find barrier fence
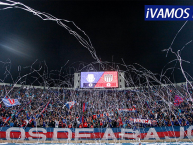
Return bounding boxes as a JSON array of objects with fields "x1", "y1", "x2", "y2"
[{"x1": 0, "y1": 126, "x2": 193, "y2": 141}]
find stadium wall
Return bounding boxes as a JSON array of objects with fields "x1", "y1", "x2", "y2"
[{"x1": 0, "y1": 126, "x2": 193, "y2": 141}]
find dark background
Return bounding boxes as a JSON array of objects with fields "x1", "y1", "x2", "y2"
[{"x1": 0, "y1": 0, "x2": 193, "y2": 84}]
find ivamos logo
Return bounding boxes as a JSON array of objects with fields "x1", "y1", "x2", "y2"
[{"x1": 145, "y1": 5, "x2": 193, "y2": 20}]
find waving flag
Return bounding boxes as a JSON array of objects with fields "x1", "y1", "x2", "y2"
[
  {"x1": 83, "y1": 102, "x2": 87, "y2": 112},
  {"x1": 2, "y1": 98, "x2": 20, "y2": 107},
  {"x1": 3, "y1": 116, "x2": 11, "y2": 126},
  {"x1": 36, "y1": 100, "x2": 50, "y2": 118},
  {"x1": 5, "y1": 116, "x2": 11, "y2": 122},
  {"x1": 40, "y1": 100, "x2": 50, "y2": 115},
  {"x1": 174, "y1": 95, "x2": 183, "y2": 106},
  {"x1": 65, "y1": 101, "x2": 76, "y2": 109}
]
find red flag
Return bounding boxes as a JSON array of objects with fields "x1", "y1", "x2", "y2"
[
  {"x1": 3, "y1": 116, "x2": 11, "y2": 127},
  {"x1": 39, "y1": 100, "x2": 50, "y2": 116},
  {"x1": 83, "y1": 103, "x2": 87, "y2": 112}
]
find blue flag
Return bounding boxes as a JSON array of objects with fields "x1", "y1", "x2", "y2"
[{"x1": 2, "y1": 99, "x2": 20, "y2": 107}]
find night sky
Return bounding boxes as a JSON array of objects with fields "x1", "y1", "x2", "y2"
[{"x1": 0, "y1": 0, "x2": 193, "y2": 84}]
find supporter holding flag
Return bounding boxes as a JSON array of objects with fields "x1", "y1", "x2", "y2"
[
  {"x1": 81, "y1": 115, "x2": 85, "y2": 123},
  {"x1": 2, "y1": 98, "x2": 20, "y2": 107},
  {"x1": 118, "y1": 117, "x2": 123, "y2": 127},
  {"x1": 63, "y1": 101, "x2": 76, "y2": 109},
  {"x1": 38, "y1": 100, "x2": 50, "y2": 118},
  {"x1": 174, "y1": 95, "x2": 183, "y2": 106}
]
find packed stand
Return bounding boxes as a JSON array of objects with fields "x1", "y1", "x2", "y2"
[{"x1": 0, "y1": 83, "x2": 193, "y2": 128}]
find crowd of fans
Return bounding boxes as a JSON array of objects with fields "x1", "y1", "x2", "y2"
[{"x1": 0, "y1": 83, "x2": 193, "y2": 129}]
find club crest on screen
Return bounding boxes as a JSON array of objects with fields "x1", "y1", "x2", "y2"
[
  {"x1": 86, "y1": 74, "x2": 95, "y2": 83},
  {"x1": 104, "y1": 74, "x2": 113, "y2": 82}
]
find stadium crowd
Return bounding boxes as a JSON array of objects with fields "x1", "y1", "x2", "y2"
[{"x1": 0, "y1": 84, "x2": 193, "y2": 129}]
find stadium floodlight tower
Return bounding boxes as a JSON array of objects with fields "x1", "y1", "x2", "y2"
[{"x1": 74, "y1": 71, "x2": 125, "y2": 89}]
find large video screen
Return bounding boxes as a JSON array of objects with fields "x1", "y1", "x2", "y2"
[{"x1": 81, "y1": 71, "x2": 118, "y2": 88}]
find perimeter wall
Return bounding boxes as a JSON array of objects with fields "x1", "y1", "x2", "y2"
[{"x1": 0, "y1": 126, "x2": 193, "y2": 140}]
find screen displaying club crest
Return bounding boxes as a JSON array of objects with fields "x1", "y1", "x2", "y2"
[
  {"x1": 86, "y1": 74, "x2": 95, "y2": 83},
  {"x1": 104, "y1": 74, "x2": 113, "y2": 82},
  {"x1": 81, "y1": 71, "x2": 118, "y2": 88}
]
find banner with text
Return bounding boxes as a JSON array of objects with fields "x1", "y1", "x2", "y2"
[{"x1": 0, "y1": 126, "x2": 193, "y2": 140}]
